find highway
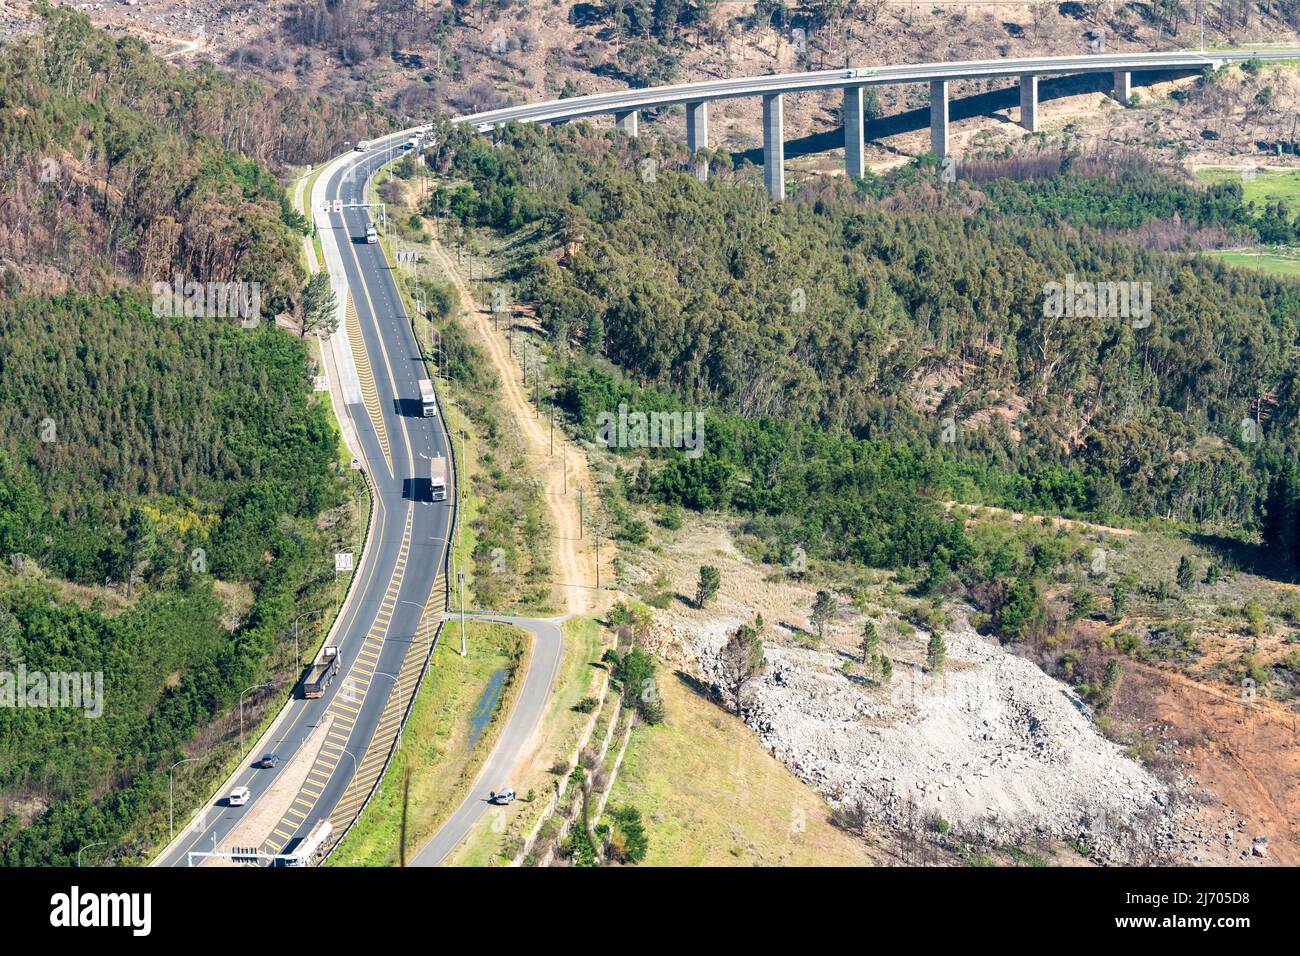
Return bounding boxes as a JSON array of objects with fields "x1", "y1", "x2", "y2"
[
  {"x1": 155, "y1": 131, "x2": 455, "y2": 866},
  {"x1": 456, "y1": 49, "x2": 1300, "y2": 129},
  {"x1": 153, "y1": 45, "x2": 1300, "y2": 868}
]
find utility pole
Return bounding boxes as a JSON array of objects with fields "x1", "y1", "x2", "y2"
[
  {"x1": 595, "y1": 525, "x2": 601, "y2": 588},
  {"x1": 549, "y1": 403, "x2": 554, "y2": 456},
  {"x1": 458, "y1": 570, "x2": 467, "y2": 657},
  {"x1": 168, "y1": 756, "x2": 201, "y2": 841},
  {"x1": 239, "y1": 682, "x2": 272, "y2": 750},
  {"x1": 579, "y1": 485, "x2": 584, "y2": 538}
]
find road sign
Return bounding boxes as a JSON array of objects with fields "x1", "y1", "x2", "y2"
[
  {"x1": 333, "y1": 199, "x2": 343, "y2": 213},
  {"x1": 313, "y1": 375, "x2": 328, "y2": 391},
  {"x1": 232, "y1": 846, "x2": 261, "y2": 864},
  {"x1": 335, "y1": 552, "x2": 354, "y2": 573}
]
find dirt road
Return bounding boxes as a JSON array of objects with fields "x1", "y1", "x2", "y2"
[{"x1": 425, "y1": 239, "x2": 600, "y2": 616}]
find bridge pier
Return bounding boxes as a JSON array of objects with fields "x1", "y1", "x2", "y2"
[
  {"x1": 1113, "y1": 70, "x2": 1131, "y2": 105},
  {"x1": 615, "y1": 110, "x2": 639, "y2": 137},
  {"x1": 930, "y1": 80, "x2": 950, "y2": 157},
  {"x1": 686, "y1": 101, "x2": 708, "y2": 180},
  {"x1": 763, "y1": 93, "x2": 785, "y2": 200},
  {"x1": 844, "y1": 86, "x2": 865, "y2": 179},
  {"x1": 1019, "y1": 75, "x2": 1039, "y2": 132}
]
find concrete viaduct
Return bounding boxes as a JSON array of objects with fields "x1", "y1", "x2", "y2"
[{"x1": 457, "y1": 49, "x2": 1300, "y2": 199}]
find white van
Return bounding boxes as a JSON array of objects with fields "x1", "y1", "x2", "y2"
[
  {"x1": 355, "y1": 140, "x2": 370, "y2": 152},
  {"x1": 228, "y1": 785, "x2": 251, "y2": 807}
]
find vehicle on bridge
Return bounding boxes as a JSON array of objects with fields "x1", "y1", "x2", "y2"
[
  {"x1": 355, "y1": 139, "x2": 370, "y2": 152},
  {"x1": 301, "y1": 645, "x2": 340, "y2": 699}
]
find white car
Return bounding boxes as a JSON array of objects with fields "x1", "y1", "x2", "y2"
[
  {"x1": 227, "y1": 786, "x2": 251, "y2": 807},
  {"x1": 489, "y1": 787, "x2": 516, "y2": 805}
]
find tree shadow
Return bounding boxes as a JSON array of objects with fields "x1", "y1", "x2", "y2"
[
  {"x1": 1187, "y1": 532, "x2": 1298, "y2": 584},
  {"x1": 729, "y1": 70, "x2": 1197, "y2": 167},
  {"x1": 674, "y1": 669, "x2": 716, "y2": 704}
]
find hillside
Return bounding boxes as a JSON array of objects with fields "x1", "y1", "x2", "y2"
[
  {"x1": 418, "y1": 103, "x2": 1300, "y2": 862},
  {"x1": 42, "y1": 0, "x2": 1300, "y2": 170},
  {"x1": 0, "y1": 9, "x2": 364, "y2": 865}
]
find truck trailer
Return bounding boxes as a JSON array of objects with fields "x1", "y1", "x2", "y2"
[
  {"x1": 300, "y1": 645, "x2": 340, "y2": 698},
  {"x1": 284, "y1": 819, "x2": 333, "y2": 867},
  {"x1": 418, "y1": 378, "x2": 436, "y2": 417},
  {"x1": 430, "y1": 456, "x2": 448, "y2": 503}
]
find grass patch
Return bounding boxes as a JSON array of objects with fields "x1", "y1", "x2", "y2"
[
  {"x1": 1204, "y1": 248, "x2": 1300, "y2": 277},
  {"x1": 328, "y1": 621, "x2": 529, "y2": 866},
  {"x1": 448, "y1": 615, "x2": 610, "y2": 866},
  {"x1": 1196, "y1": 166, "x2": 1300, "y2": 213},
  {"x1": 604, "y1": 666, "x2": 873, "y2": 866}
]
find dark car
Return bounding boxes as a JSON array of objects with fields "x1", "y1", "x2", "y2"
[{"x1": 257, "y1": 753, "x2": 280, "y2": 769}]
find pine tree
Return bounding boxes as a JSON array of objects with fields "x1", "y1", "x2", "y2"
[
  {"x1": 1097, "y1": 658, "x2": 1123, "y2": 711},
  {"x1": 860, "y1": 620, "x2": 878, "y2": 665},
  {"x1": 695, "y1": 564, "x2": 721, "y2": 608},
  {"x1": 811, "y1": 590, "x2": 837, "y2": 642},
  {"x1": 927, "y1": 631, "x2": 947, "y2": 673},
  {"x1": 878, "y1": 654, "x2": 893, "y2": 684}
]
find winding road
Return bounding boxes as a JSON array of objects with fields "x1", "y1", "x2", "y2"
[{"x1": 155, "y1": 131, "x2": 455, "y2": 867}]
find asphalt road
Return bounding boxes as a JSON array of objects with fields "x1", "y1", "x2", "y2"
[
  {"x1": 156, "y1": 134, "x2": 454, "y2": 866},
  {"x1": 412, "y1": 615, "x2": 565, "y2": 867}
]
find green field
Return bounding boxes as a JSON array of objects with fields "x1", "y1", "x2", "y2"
[
  {"x1": 604, "y1": 665, "x2": 874, "y2": 866},
  {"x1": 1205, "y1": 248, "x2": 1300, "y2": 277},
  {"x1": 1196, "y1": 166, "x2": 1300, "y2": 212},
  {"x1": 328, "y1": 621, "x2": 528, "y2": 866}
]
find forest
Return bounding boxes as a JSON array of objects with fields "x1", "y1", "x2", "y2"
[
  {"x1": 0, "y1": 7, "x2": 383, "y2": 300},
  {"x1": 0, "y1": 11, "x2": 348, "y2": 863},
  {"x1": 427, "y1": 119, "x2": 1300, "y2": 595}
]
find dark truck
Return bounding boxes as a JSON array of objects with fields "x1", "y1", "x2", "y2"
[{"x1": 301, "y1": 645, "x2": 340, "y2": 698}]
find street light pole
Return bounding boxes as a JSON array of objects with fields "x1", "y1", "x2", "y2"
[
  {"x1": 458, "y1": 570, "x2": 467, "y2": 657},
  {"x1": 77, "y1": 841, "x2": 107, "y2": 867},
  {"x1": 168, "y1": 756, "x2": 202, "y2": 840},
  {"x1": 240, "y1": 682, "x2": 273, "y2": 751}
]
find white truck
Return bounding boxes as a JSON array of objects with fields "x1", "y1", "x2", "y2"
[
  {"x1": 355, "y1": 139, "x2": 370, "y2": 152},
  {"x1": 430, "y1": 456, "x2": 448, "y2": 503},
  {"x1": 418, "y1": 378, "x2": 436, "y2": 418},
  {"x1": 285, "y1": 819, "x2": 332, "y2": 867},
  {"x1": 365, "y1": 222, "x2": 378, "y2": 244}
]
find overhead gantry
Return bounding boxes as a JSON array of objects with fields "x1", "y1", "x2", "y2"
[{"x1": 458, "y1": 50, "x2": 1300, "y2": 199}]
